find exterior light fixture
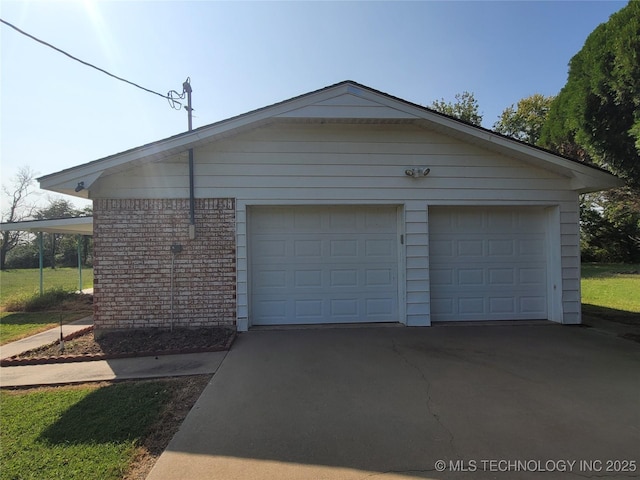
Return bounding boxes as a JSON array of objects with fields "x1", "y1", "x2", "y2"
[
  {"x1": 404, "y1": 168, "x2": 430, "y2": 177},
  {"x1": 74, "y1": 181, "x2": 85, "y2": 192}
]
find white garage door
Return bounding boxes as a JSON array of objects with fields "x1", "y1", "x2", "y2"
[
  {"x1": 429, "y1": 207, "x2": 548, "y2": 322},
  {"x1": 250, "y1": 206, "x2": 399, "y2": 325}
]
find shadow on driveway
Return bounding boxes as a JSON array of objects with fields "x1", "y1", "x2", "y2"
[{"x1": 147, "y1": 325, "x2": 640, "y2": 480}]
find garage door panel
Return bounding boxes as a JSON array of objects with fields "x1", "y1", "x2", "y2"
[
  {"x1": 488, "y1": 268, "x2": 515, "y2": 285},
  {"x1": 519, "y1": 237, "x2": 545, "y2": 256},
  {"x1": 431, "y1": 268, "x2": 454, "y2": 286},
  {"x1": 366, "y1": 297, "x2": 394, "y2": 316},
  {"x1": 329, "y1": 239, "x2": 360, "y2": 257},
  {"x1": 458, "y1": 269, "x2": 484, "y2": 285},
  {"x1": 252, "y1": 294, "x2": 397, "y2": 325},
  {"x1": 521, "y1": 296, "x2": 546, "y2": 313},
  {"x1": 430, "y1": 207, "x2": 548, "y2": 322},
  {"x1": 294, "y1": 239, "x2": 322, "y2": 257},
  {"x1": 488, "y1": 239, "x2": 514, "y2": 256},
  {"x1": 255, "y1": 270, "x2": 287, "y2": 289},
  {"x1": 520, "y1": 267, "x2": 545, "y2": 285},
  {"x1": 365, "y1": 268, "x2": 394, "y2": 286},
  {"x1": 294, "y1": 270, "x2": 323, "y2": 287},
  {"x1": 458, "y1": 297, "x2": 483, "y2": 314},
  {"x1": 331, "y1": 269, "x2": 359, "y2": 287},
  {"x1": 293, "y1": 211, "x2": 323, "y2": 230},
  {"x1": 458, "y1": 239, "x2": 483, "y2": 256},
  {"x1": 327, "y1": 210, "x2": 358, "y2": 230},
  {"x1": 365, "y1": 239, "x2": 395, "y2": 257},
  {"x1": 295, "y1": 299, "x2": 323, "y2": 317},
  {"x1": 489, "y1": 297, "x2": 515, "y2": 314},
  {"x1": 251, "y1": 206, "x2": 399, "y2": 325},
  {"x1": 430, "y1": 240, "x2": 453, "y2": 257}
]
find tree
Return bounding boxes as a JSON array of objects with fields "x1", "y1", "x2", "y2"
[
  {"x1": 1, "y1": 167, "x2": 37, "y2": 270},
  {"x1": 431, "y1": 91, "x2": 483, "y2": 126},
  {"x1": 493, "y1": 94, "x2": 555, "y2": 145},
  {"x1": 34, "y1": 198, "x2": 82, "y2": 269},
  {"x1": 539, "y1": 1, "x2": 640, "y2": 263},
  {"x1": 580, "y1": 188, "x2": 640, "y2": 263},
  {"x1": 540, "y1": 1, "x2": 640, "y2": 186}
]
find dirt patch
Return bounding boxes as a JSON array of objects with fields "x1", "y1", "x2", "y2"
[
  {"x1": 3, "y1": 327, "x2": 235, "y2": 365},
  {"x1": 124, "y1": 375, "x2": 211, "y2": 480}
]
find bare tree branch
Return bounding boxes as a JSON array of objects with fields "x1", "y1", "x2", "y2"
[{"x1": 1, "y1": 166, "x2": 37, "y2": 269}]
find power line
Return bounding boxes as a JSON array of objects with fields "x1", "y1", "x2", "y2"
[{"x1": 0, "y1": 17, "x2": 171, "y2": 101}]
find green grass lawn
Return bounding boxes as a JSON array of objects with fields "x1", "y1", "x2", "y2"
[
  {"x1": 0, "y1": 381, "x2": 169, "y2": 480},
  {"x1": 0, "y1": 268, "x2": 94, "y2": 345},
  {"x1": 581, "y1": 263, "x2": 640, "y2": 313},
  {"x1": 0, "y1": 268, "x2": 93, "y2": 305},
  {"x1": 0, "y1": 311, "x2": 92, "y2": 345}
]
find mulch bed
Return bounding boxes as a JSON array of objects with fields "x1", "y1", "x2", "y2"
[{"x1": 1, "y1": 326, "x2": 236, "y2": 366}]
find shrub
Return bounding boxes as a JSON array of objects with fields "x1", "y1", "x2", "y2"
[{"x1": 3, "y1": 288, "x2": 78, "y2": 312}]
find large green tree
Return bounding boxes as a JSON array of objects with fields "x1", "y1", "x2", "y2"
[
  {"x1": 493, "y1": 94, "x2": 554, "y2": 145},
  {"x1": 539, "y1": 1, "x2": 640, "y2": 263},
  {"x1": 431, "y1": 91, "x2": 483, "y2": 126},
  {"x1": 540, "y1": 1, "x2": 640, "y2": 185}
]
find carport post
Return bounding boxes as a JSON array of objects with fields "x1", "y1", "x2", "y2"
[
  {"x1": 77, "y1": 235, "x2": 83, "y2": 292},
  {"x1": 38, "y1": 231, "x2": 43, "y2": 296}
]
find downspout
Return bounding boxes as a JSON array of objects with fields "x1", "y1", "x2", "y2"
[{"x1": 189, "y1": 148, "x2": 195, "y2": 239}]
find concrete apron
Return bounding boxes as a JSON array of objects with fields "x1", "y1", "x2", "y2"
[{"x1": 146, "y1": 325, "x2": 640, "y2": 480}]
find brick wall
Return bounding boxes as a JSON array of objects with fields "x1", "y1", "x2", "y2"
[{"x1": 93, "y1": 198, "x2": 236, "y2": 332}]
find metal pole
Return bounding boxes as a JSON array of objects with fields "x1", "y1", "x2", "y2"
[
  {"x1": 77, "y1": 235, "x2": 83, "y2": 292},
  {"x1": 183, "y1": 78, "x2": 196, "y2": 235},
  {"x1": 170, "y1": 251, "x2": 175, "y2": 331},
  {"x1": 38, "y1": 231, "x2": 43, "y2": 295},
  {"x1": 183, "y1": 78, "x2": 193, "y2": 132}
]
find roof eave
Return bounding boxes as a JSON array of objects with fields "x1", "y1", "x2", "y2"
[
  {"x1": 38, "y1": 80, "x2": 623, "y2": 197},
  {"x1": 0, "y1": 216, "x2": 94, "y2": 235}
]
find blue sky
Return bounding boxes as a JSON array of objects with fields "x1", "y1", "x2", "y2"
[{"x1": 0, "y1": 0, "x2": 628, "y2": 209}]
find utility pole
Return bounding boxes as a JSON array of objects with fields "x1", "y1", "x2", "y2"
[
  {"x1": 168, "y1": 77, "x2": 196, "y2": 239},
  {"x1": 183, "y1": 78, "x2": 193, "y2": 132},
  {"x1": 184, "y1": 79, "x2": 195, "y2": 237}
]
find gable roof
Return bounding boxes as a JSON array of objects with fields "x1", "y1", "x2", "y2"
[{"x1": 38, "y1": 80, "x2": 623, "y2": 197}]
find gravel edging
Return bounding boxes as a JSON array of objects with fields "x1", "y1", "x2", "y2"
[{"x1": 0, "y1": 328, "x2": 236, "y2": 367}]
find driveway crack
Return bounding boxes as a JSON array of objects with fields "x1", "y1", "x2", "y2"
[{"x1": 390, "y1": 338, "x2": 458, "y2": 457}]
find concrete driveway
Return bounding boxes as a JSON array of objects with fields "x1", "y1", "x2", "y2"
[{"x1": 147, "y1": 324, "x2": 640, "y2": 480}]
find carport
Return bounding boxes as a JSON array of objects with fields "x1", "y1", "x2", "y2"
[{"x1": 0, "y1": 216, "x2": 93, "y2": 294}]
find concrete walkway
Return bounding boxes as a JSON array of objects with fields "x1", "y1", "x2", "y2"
[
  {"x1": 0, "y1": 317, "x2": 227, "y2": 388},
  {"x1": 0, "y1": 351, "x2": 227, "y2": 387},
  {"x1": 0, "y1": 316, "x2": 93, "y2": 360}
]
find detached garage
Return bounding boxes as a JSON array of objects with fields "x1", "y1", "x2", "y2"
[{"x1": 37, "y1": 81, "x2": 622, "y2": 333}]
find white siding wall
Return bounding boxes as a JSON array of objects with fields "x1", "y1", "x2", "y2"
[
  {"x1": 405, "y1": 201, "x2": 430, "y2": 326},
  {"x1": 91, "y1": 123, "x2": 581, "y2": 325}
]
